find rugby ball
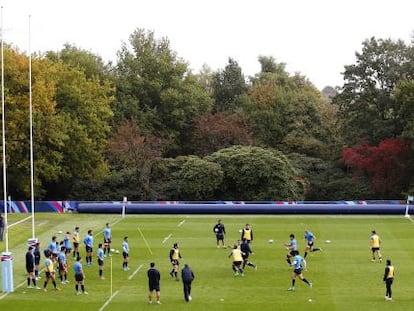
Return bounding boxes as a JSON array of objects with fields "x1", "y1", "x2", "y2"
[
  {"x1": 325, "y1": 240, "x2": 331, "y2": 244},
  {"x1": 214, "y1": 228, "x2": 219, "y2": 232},
  {"x1": 238, "y1": 230, "x2": 243, "y2": 233},
  {"x1": 268, "y1": 239, "x2": 274, "y2": 244}
]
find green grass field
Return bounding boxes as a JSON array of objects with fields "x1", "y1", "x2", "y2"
[{"x1": 1, "y1": 213, "x2": 414, "y2": 310}]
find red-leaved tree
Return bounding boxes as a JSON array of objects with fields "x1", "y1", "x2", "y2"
[{"x1": 342, "y1": 138, "x2": 412, "y2": 198}]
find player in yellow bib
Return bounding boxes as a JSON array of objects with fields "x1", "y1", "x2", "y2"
[
  {"x1": 370, "y1": 230, "x2": 382, "y2": 262},
  {"x1": 383, "y1": 259, "x2": 394, "y2": 301},
  {"x1": 228, "y1": 245, "x2": 245, "y2": 276},
  {"x1": 169, "y1": 243, "x2": 182, "y2": 281},
  {"x1": 241, "y1": 224, "x2": 253, "y2": 243}
]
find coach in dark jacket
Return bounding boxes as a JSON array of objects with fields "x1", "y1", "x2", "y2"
[{"x1": 181, "y1": 264, "x2": 195, "y2": 302}]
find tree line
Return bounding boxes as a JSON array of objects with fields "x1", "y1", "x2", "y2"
[{"x1": 1, "y1": 29, "x2": 414, "y2": 201}]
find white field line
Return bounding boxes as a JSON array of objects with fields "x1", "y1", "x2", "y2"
[
  {"x1": 162, "y1": 233, "x2": 172, "y2": 244},
  {"x1": 98, "y1": 290, "x2": 120, "y2": 311},
  {"x1": 8, "y1": 215, "x2": 33, "y2": 228},
  {"x1": 128, "y1": 264, "x2": 143, "y2": 280},
  {"x1": 177, "y1": 219, "x2": 186, "y2": 227},
  {"x1": 406, "y1": 215, "x2": 414, "y2": 224}
]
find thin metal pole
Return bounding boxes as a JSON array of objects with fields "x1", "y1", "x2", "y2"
[
  {"x1": 1, "y1": 6, "x2": 9, "y2": 253},
  {"x1": 28, "y1": 15, "x2": 35, "y2": 239}
]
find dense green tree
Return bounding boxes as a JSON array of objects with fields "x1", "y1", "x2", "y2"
[
  {"x1": 175, "y1": 156, "x2": 223, "y2": 200},
  {"x1": 207, "y1": 145, "x2": 303, "y2": 200},
  {"x1": 333, "y1": 37, "x2": 413, "y2": 144},
  {"x1": 245, "y1": 57, "x2": 330, "y2": 158},
  {"x1": 211, "y1": 58, "x2": 248, "y2": 112},
  {"x1": 114, "y1": 29, "x2": 212, "y2": 156},
  {"x1": 45, "y1": 43, "x2": 110, "y2": 80}
]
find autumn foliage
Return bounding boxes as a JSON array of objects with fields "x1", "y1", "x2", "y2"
[{"x1": 342, "y1": 138, "x2": 412, "y2": 198}]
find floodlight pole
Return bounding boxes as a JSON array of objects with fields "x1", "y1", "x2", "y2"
[
  {"x1": 28, "y1": 15, "x2": 35, "y2": 239},
  {"x1": 1, "y1": 6, "x2": 14, "y2": 293}
]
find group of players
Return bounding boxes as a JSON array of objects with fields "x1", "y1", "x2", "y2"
[
  {"x1": 25, "y1": 222, "x2": 130, "y2": 295},
  {"x1": 214, "y1": 219, "x2": 320, "y2": 291}
]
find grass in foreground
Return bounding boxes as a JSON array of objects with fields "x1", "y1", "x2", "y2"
[{"x1": 0, "y1": 213, "x2": 414, "y2": 311}]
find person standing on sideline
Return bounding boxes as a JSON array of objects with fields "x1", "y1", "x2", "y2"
[
  {"x1": 383, "y1": 259, "x2": 395, "y2": 301},
  {"x1": 72, "y1": 226, "x2": 80, "y2": 260},
  {"x1": 97, "y1": 243, "x2": 105, "y2": 279},
  {"x1": 122, "y1": 236, "x2": 130, "y2": 271},
  {"x1": 284, "y1": 234, "x2": 298, "y2": 265},
  {"x1": 42, "y1": 251, "x2": 60, "y2": 291},
  {"x1": 240, "y1": 239, "x2": 257, "y2": 270},
  {"x1": 181, "y1": 264, "x2": 195, "y2": 302},
  {"x1": 147, "y1": 262, "x2": 161, "y2": 304},
  {"x1": 169, "y1": 242, "x2": 182, "y2": 281},
  {"x1": 25, "y1": 246, "x2": 40, "y2": 289},
  {"x1": 370, "y1": 230, "x2": 382, "y2": 262},
  {"x1": 84, "y1": 229, "x2": 94, "y2": 266},
  {"x1": 228, "y1": 244, "x2": 245, "y2": 276},
  {"x1": 74, "y1": 256, "x2": 88, "y2": 295},
  {"x1": 34, "y1": 242, "x2": 41, "y2": 280},
  {"x1": 241, "y1": 223, "x2": 253, "y2": 243},
  {"x1": 288, "y1": 250, "x2": 312, "y2": 291},
  {"x1": 103, "y1": 223, "x2": 112, "y2": 257},
  {"x1": 303, "y1": 229, "x2": 322, "y2": 259},
  {"x1": 213, "y1": 219, "x2": 226, "y2": 248}
]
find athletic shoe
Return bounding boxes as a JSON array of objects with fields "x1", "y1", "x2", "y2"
[
  {"x1": 156, "y1": 301, "x2": 161, "y2": 304},
  {"x1": 384, "y1": 296, "x2": 389, "y2": 300},
  {"x1": 379, "y1": 258, "x2": 383, "y2": 263},
  {"x1": 27, "y1": 285, "x2": 33, "y2": 289},
  {"x1": 43, "y1": 288, "x2": 47, "y2": 292},
  {"x1": 188, "y1": 296, "x2": 192, "y2": 301},
  {"x1": 35, "y1": 286, "x2": 41, "y2": 290},
  {"x1": 234, "y1": 272, "x2": 239, "y2": 276},
  {"x1": 309, "y1": 282, "x2": 313, "y2": 289},
  {"x1": 65, "y1": 280, "x2": 70, "y2": 283},
  {"x1": 371, "y1": 259, "x2": 375, "y2": 262},
  {"x1": 241, "y1": 273, "x2": 245, "y2": 277},
  {"x1": 77, "y1": 291, "x2": 81, "y2": 295},
  {"x1": 288, "y1": 287, "x2": 295, "y2": 291},
  {"x1": 254, "y1": 265, "x2": 258, "y2": 271},
  {"x1": 148, "y1": 301, "x2": 153, "y2": 304},
  {"x1": 83, "y1": 291, "x2": 88, "y2": 295},
  {"x1": 385, "y1": 297, "x2": 392, "y2": 301},
  {"x1": 55, "y1": 287, "x2": 61, "y2": 291}
]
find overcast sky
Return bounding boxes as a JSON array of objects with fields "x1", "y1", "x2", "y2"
[{"x1": 1, "y1": 0, "x2": 413, "y2": 89}]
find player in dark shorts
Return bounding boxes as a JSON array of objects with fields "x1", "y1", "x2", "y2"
[
  {"x1": 25, "y1": 246, "x2": 40, "y2": 289},
  {"x1": 213, "y1": 219, "x2": 226, "y2": 248},
  {"x1": 74, "y1": 256, "x2": 88, "y2": 295},
  {"x1": 148, "y1": 262, "x2": 161, "y2": 304}
]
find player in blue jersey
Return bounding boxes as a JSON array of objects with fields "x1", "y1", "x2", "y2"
[
  {"x1": 97, "y1": 243, "x2": 105, "y2": 279},
  {"x1": 122, "y1": 236, "x2": 130, "y2": 271},
  {"x1": 74, "y1": 256, "x2": 88, "y2": 295},
  {"x1": 48, "y1": 236, "x2": 59, "y2": 262},
  {"x1": 284, "y1": 234, "x2": 298, "y2": 265},
  {"x1": 58, "y1": 246, "x2": 69, "y2": 284},
  {"x1": 303, "y1": 229, "x2": 322, "y2": 258},
  {"x1": 288, "y1": 250, "x2": 312, "y2": 291},
  {"x1": 103, "y1": 223, "x2": 112, "y2": 257},
  {"x1": 63, "y1": 231, "x2": 72, "y2": 259},
  {"x1": 83, "y1": 229, "x2": 94, "y2": 266}
]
